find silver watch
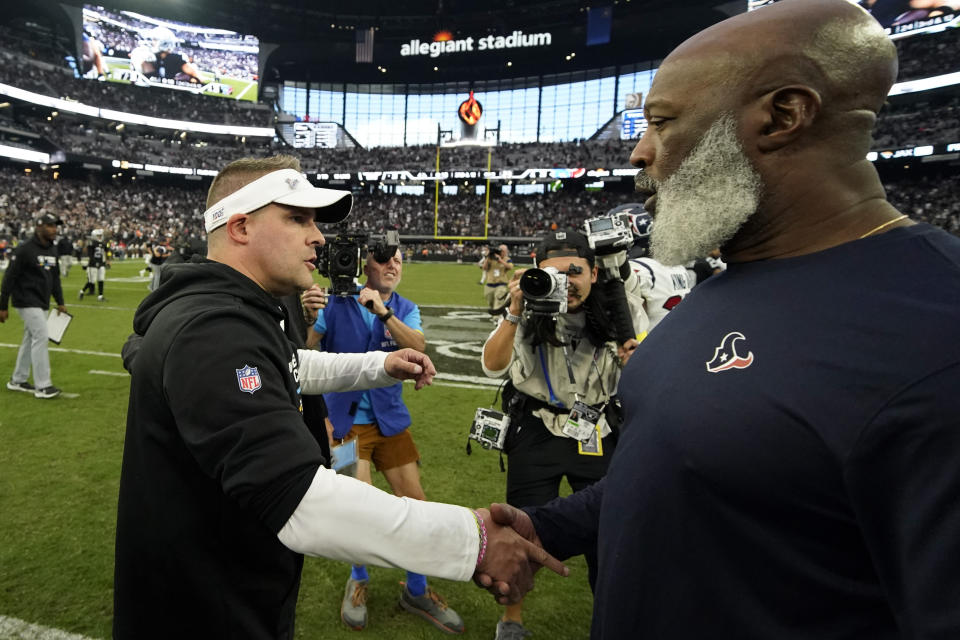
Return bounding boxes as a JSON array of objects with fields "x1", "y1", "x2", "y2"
[{"x1": 504, "y1": 311, "x2": 522, "y2": 324}]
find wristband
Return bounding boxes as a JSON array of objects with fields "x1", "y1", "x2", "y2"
[
  {"x1": 377, "y1": 308, "x2": 394, "y2": 323},
  {"x1": 472, "y1": 509, "x2": 488, "y2": 567}
]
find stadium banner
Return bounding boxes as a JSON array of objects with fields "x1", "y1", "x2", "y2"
[
  {"x1": 747, "y1": 0, "x2": 959, "y2": 39},
  {"x1": 81, "y1": 5, "x2": 260, "y2": 102},
  {"x1": 401, "y1": 31, "x2": 552, "y2": 58}
]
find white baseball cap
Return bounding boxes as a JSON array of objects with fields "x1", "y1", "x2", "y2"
[{"x1": 203, "y1": 168, "x2": 353, "y2": 233}]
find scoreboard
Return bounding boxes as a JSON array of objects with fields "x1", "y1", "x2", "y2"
[
  {"x1": 620, "y1": 109, "x2": 647, "y2": 140},
  {"x1": 292, "y1": 122, "x2": 339, "y2": 148}
]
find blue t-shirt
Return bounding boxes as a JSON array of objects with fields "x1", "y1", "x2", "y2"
[
  {"x1": 313, "y1": 292, "x2": 422, "y2": 424},
  {"x1": 529, "y1": 224, "x2": 960, "y2": 639}
]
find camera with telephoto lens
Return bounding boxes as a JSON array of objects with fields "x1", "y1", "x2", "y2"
[
  {"x1": 583, "y1": 212, "x2": 633, "y2": 254},
  {"x1": 519, "y1": 266, "x2": 568, "y2": 316},
  {"x1": 469, "y1": 408, "x2": 510, "y2": 450},
  {"x1": 316, "y1": 230, "x2": 400, "y2": 297},
  {"x1": 488, "y1": 246, "x2": 501, "y2": 257}
]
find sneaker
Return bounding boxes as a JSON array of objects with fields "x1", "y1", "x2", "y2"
[
  {"x1": 97, "y1": 295, "x2": 106, "y2": 301},
  {"x1": 78, "y1": 290, "x2": 84, "y2": 300},
  {"x1": 495, "y1": 620, "x2": 532, "y2": 640},
  {"x1": 6, "y1": 380, "x2": 35, "y2": 393},
  {"x1": 399, "y1": 582, "x2": 465, "y2": 634},
  {"x1": 340, "y1": 577, "x2": 368, "y2": 631},
  {"x1": 34, "y1": 386, "x2": 61, "y2": 399}
]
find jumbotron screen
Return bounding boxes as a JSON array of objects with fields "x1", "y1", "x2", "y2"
[
  {"x1": 748, "y1": 0, "x2": 959, "y2": 38},
  {"x1": 81, "y1": 5, "x2": 260, "y2": 102}
]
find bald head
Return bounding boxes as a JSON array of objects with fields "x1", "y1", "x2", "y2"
[{"x1": 664, "y1": 0, "x2": 897, "y2": 115}]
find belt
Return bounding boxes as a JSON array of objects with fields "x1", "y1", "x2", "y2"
[{"x1": 485, "y1": 282, "x2": 507, "y2": 287}]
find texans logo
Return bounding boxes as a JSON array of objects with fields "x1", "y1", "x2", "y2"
[{"x1": 706, "y1": 331, "x2": 754, "y2": 373}]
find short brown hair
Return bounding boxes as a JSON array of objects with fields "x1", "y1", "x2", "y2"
[{"x1": 205, "y1": 155, "x2": 302, "y2": 209}]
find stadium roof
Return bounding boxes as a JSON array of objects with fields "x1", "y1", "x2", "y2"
[{"x1": 28, "y1": 0, "x2": 740, "y2": 84}]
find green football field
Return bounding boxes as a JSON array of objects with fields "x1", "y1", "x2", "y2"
[
  {"x1": 0, "y1": 259, "x2": 592, "y2": 639},
  {"x1": 102, "y1": 59, "x2": 259, "y2": 103}
]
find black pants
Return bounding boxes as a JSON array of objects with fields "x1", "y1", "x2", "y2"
[{"x1": 505, "y1": 411, "x2": 616, "y2": 590}]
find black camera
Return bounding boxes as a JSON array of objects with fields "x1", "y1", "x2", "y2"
[
  {"x1": 316, "y1": 230, "x2": 400, "y2": 297},
  {"x1": 316, "y1": 235, "x2": 363, "y2": 297},
  {"x1": 519, "y1": 266, "x2": 568, "y2": 315},
  {"x1": 488, "y1": 246, "x2": 501, "y2": 258}
]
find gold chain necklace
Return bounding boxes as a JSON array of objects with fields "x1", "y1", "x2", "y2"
[{"x1": 859, "y1": 214, "x2": 908, "y2": 239}]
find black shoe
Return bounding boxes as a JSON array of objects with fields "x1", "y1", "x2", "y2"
[
  {"x1": 78, "y1": 290, "x2": 84, "y2": 300},
  {"x1": 34, "y1": 386, "x2": 61, "y2": 399},
  {"x1": 7, "y1": 380, "x2": 36, "y2": 393}
]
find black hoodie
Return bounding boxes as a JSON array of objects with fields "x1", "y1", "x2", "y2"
[{"x1": 114, "y1": 259, "x2": 324, "y2": 640}]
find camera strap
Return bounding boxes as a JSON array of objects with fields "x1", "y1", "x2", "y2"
[
  {"x1": 539, "y1": 343, "x2": 607, "y2": 410},
  {"x1": 538, "y1": 346, "x2": 569, "y2": 409}
]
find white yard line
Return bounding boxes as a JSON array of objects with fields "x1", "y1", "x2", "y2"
[
  {"x1": 0, "y1": 615, "x2": 99, "y2": 640},
  {"x1": 0, "y1": 344, "x2": 120, "y2": 358},
  {"x1": 235, "y1": 79, "x2": 256, "y2": 101}
]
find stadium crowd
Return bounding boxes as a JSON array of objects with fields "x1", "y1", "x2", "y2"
[
  {"x1": 894, "y1": 26, "x2": 960, "y2": 83},
  {"x1": 0, "y1": 49, "x2": 270, "y2": 127},
  {"x1": 1, "y1": 163, "x2": 956, "y2": 265}
]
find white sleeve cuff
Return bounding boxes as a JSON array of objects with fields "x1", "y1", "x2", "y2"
[
  {"x1": 297, "y1": 349, "x2": 396, "y2": 394},
  {"x1": 277, "y1": 467, "x2": 480, "y2": 582}
]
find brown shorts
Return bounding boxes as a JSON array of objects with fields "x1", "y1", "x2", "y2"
[{"x1": 345, "y1": 423, "x2": 420, "y2": 471}]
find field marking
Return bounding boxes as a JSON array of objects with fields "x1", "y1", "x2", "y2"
[
  {"x1": 0, "y1": 614, "x2": 98, "y2": 640},
  {"x1": 89, "y1": 370, "x2": 127, "y2": 377},
  {"x1": 67, "y1": 303, "x2": 136, "y2": 311},
  {"x1": 235, "y1": 79, "x2": 256, "y2": 101},
  {"x1": 0, "y1": 344, "x2": 120, "y2": 358}
]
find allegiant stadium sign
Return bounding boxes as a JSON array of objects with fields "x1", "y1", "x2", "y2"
[{"x1": 400, "y1": 31, "x2": 553, "y2": 58}]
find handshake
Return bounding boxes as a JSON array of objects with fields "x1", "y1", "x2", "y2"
[{"x1": 473, "y1": 503, "x2": 565, "y2": 604}]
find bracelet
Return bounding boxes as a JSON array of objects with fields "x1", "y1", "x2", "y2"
[
  {"x1": 377, "y1": 308, "x2": 394, "y2": 323},
  {"x1": 472, "y1": 509, "x2": 488, "y2": 568}
]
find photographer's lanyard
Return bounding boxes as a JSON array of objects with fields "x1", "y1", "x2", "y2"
[{"x1": 538, "y1": 344, "x2": 603, "y2": 408}]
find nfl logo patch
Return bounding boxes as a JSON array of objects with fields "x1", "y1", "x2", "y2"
[{"x1": 236, "y1": 365, "x2": 262, "y2": 394}]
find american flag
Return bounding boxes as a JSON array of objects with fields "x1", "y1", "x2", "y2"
[{"x1": 355, "y1": 27, "x2": 374, "y2": 63}]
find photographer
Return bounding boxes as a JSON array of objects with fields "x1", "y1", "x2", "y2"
[
  {"x1": 480, "y1": 229, "x2": 647, "y2": 640},
  {"x1": 306, "y1": 247, "x2": 465, "y2": 634},
  {"x1": 482, "y1": 243, "x2": 513, "y2": 314}
]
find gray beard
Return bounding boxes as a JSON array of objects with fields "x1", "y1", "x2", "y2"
[{"x1": 641, "y1": 113, "x2": 763, "y2": 266}]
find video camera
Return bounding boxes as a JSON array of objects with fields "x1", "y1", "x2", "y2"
[
  {"x1": 519, "y1": 266, "x2": 568, "y2": 316},
  {"x1": 583, "y1": 212, "x2": 633, "y2": 254},
  {"x1": 316, "y1": 229, "x2": 400, "y2": 297},
  {"x1": 468, "y1": 408, "x2": 510, "y2": 450}
]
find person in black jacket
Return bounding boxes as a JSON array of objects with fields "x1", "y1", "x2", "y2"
[
  {"x1": 113, "y1": 155, "x2": 567, "y2": 639},
  {"x1": 0, "y1": 212, "x2": 67, "y2": 398}
]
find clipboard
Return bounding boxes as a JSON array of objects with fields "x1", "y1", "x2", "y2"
[
  {"x1": 330, "y1": 438, "x2": 358, "y2": 474},
  {"x1": 46, "y1": 309, "x2": 73, "y2": 345}
]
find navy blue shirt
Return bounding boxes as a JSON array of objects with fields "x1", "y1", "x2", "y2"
[{"x1": 529, "y1": 224, "x2": 960, "y2": 639}]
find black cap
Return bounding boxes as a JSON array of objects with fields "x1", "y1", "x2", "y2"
[
  {"x1": 606, "y1": 202, "x2": 646, "y2": 216},
  {"x1": 536, "y1": 228, "x2": 594, "y2": 266},
  {"x1": 36, "y1": 213, "x2": 62, "y2": 226}
]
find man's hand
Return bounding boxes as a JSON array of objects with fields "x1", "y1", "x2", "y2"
[
  {"x1": 383, "y1": 348, "x2": 436, "y2": 390},
  {"x1": 507, "y1": 268, "x2": 526, "y2": 316},
  {"x1": 618, "y1": 338, "x2": 639, "y2": 365},
  {"x1": 300, "y1": 285, "x2": 327, "y2": 324},
  {"x1": 472, "y1": 506, "x2": 568, "y2": 605},
  {"x1": 0, "y1": 310, "x2": 7, "y2": 323},
  {"x1": 57, "y1": 305, "x2": 67, "y2": 315},
  {"x1": 357, "y1": 286, "x2": 387, "y2": 316}
]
